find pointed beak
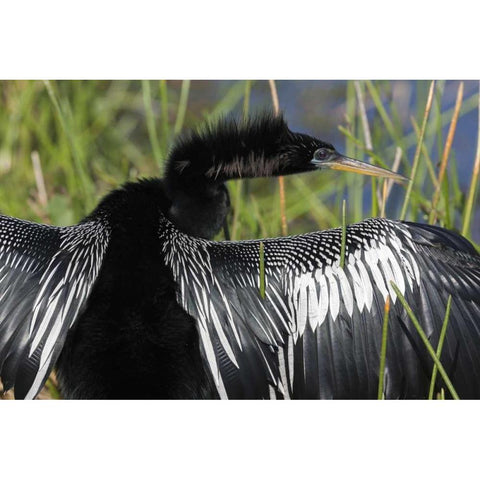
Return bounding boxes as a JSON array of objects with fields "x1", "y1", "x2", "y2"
[{"x1": 312, "y1": 153, "x2": 407, "y2": 183}]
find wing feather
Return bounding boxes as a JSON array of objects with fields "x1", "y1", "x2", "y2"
[
  {"x1": 162, "y1": 217, "x2": 480, "y2": 399},
  {"x1": 0, "y1": 215, "x2": 110, "y2": 399}
]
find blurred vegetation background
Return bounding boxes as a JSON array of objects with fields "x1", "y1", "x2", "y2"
[{"x1": 0, "y1": 79, "x2": 479, "y2": 399}]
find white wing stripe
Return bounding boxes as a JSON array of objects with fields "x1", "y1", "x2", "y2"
[
  {"x1": 347, "y1": 262, "x2": 365, "y2": 313},
  {"x1": 336, "y1": 266, "x2": 354, "y2": 317},
  {"x1": 0, "y1": 216, "x2": 111, "y2": 399},
  {"x1": 315, "y1": 269, "x2": 329, "y2": 329}
]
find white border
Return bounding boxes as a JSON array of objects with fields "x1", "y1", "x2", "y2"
[
  {"x1": 1, "y1": 1, "x2": 479, "y2": 78},
  {"x1": 2, "y1": 400, "x2": 478, "y2": 478}
]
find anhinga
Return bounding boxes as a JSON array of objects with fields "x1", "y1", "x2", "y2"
[{"x1": 0, "y1": 113, "x2": 479, "y2": 399}]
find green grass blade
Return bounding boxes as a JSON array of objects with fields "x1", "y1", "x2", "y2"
[
  {"x1": 346, "y1": 81, "x2": 361, "y2": 222},
  {"x1": 45, "y1": 376, "x2": 62, "y2": 399},
  {"x1": 400, "y1": 81, "x2": 436, "y2": 221},
  {"x1": 429, "y1": 82, "x2": 463, "y2": 224},
  {"x1": 230, "y1": 181, "x2": 243, "y2": 240},
  {"x1": 462, "y1": 80, "x2": 480, "y2": 237},
  {"x1": 43, "y1": 80, "x2": 93, "y2": 211},
  {"x1": 353, "y1": 81, "x2": 378, "y2": 219},
  {"x1": 159, "y1": 80, "x2": 170, "y2": 156},
  {"x1": 410, "y1": 116, "x2": 439, "y2": 189},
  {"x1": 365, "y1": 81, "x2": 407, "y2": 164},
  {"x1": 206, "y1": 81, "x2": 248, "y2": 120},
  {"x1": 377, "y1": 296, "x2": 391, "y2": 400},
  {"x1": 289, "y1": 176, "x2": 340, "y2": 226},
  {"x1": 249, "y1": 193, "x2": 268, "y2": 238},
  {"x1": 443, "y1": 165, "x2": 452, "y2": 228},
  {"x1": 174, "y1": 80, "x2": 191, "y2": 135},
  {"x1": 401, "y1": 90, "x2": 478, "y2": 154},
  {"x1": 390, "y1": 281, "x2": 459, "y2": 399},
  {"x1": 337, "y1": 126, "x2": 393, "y2": 171},
  {"x1": 428, "y1": 295, "x2": 453, "y2": 400},
  {"x1": 243, "y1": 80, "x2": 252, "y2": 121},
  {"x1": 141, "y1": 80, "x2": 164, "y2": 167},
  {"x1": 230, "y1": 80, "x2": 253, "y2": 240},
  {"x1": 433, "y1": 81, "x2": 446, "y2": 168},
  {"x1": 365, "y1": 81, "x2": 397, "y2": 141}
]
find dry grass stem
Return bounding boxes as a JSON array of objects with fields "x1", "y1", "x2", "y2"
[
  {"x1": 268, "y1": 80, "x2": 280, "y2": 115},
  {"x1": 462, "y1": 81, "x2": 480, "y2": 237},
  {"x1": 377, "y1": 295, "x2": 390, "y2": 399},
  {"x1": 410, "y1": 116, "x2": 439, "y2": 189},
  {"x1": 429, "y1": 81, "x2": 464, "y2": 224},
  {"x1": 400, "y1": 81, "x2": 436, "y2": 220},
  {"x1": 31, "y1": 150, "x2": 48, "y2": 208},
  {"x1": 380, "y1": 147, "x2": 402, "y2": 218},
  {"x1": 268, "y1": 80, "x2": 287, "y2": 236},
  {"x1": 354, "y1": 81, "x2": 373, "y2": 151}
]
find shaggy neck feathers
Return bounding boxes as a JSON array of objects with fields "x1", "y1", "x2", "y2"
[
  {"x1": 162, "y1": 112, "x2": 332, "y2": 238},
  {"x1": 164, "y1": 113, "x2": 329, "y2": 193}
]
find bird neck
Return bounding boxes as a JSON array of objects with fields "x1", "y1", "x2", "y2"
[
  {"x1": 166, "y1": 183, "x2": 230, "y2": 239},
  {"x1": 87, "y1": 178, "x2": 168, "y2": 237}
]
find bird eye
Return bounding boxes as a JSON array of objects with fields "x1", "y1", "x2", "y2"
[{"x1": 314, "y1": 148, "x2": 329, "y2": 161}]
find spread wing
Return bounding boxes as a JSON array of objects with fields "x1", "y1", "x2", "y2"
[
  {"x1": 162, "y1": 217, "x2": 480, "y2": 399},
  {"x1": 0, "y1": 214, "x2": 110, "y2": 399}
]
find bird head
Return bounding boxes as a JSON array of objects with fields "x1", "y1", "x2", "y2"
[
  {"x1": 165, "y1": 113, "x2": 406, "y2": 195},
  {"x1": 277, "y1": 129, "x2": 406, "y2": 183}
]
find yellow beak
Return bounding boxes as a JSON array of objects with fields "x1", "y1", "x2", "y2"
[{"x1": 312, "y1": 154, "x2": 407, "y2": 183}]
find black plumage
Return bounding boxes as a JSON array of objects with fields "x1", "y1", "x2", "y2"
[{"x1": 0, "y1": 113, "x2": 479, "y2": 399}]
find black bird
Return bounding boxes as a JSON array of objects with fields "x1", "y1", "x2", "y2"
[{"x1": 1, "y1": 113, "x2": 479, "y2": 399}]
